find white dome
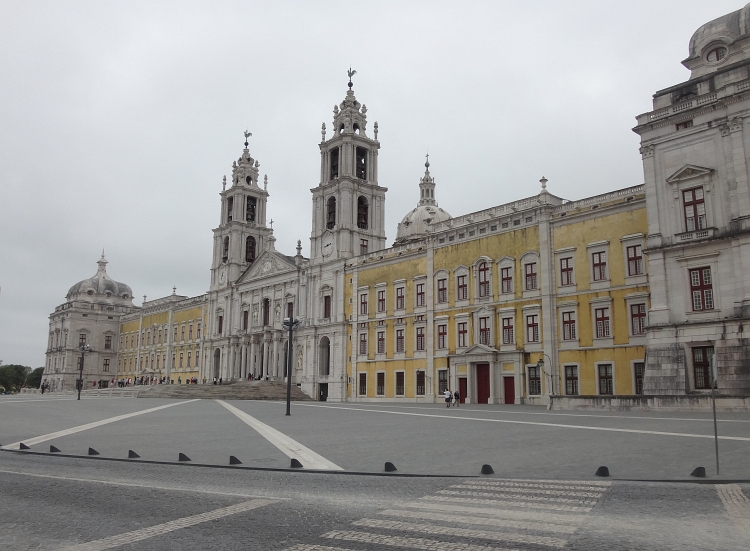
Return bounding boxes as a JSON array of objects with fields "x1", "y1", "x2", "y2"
[{"x1": 394, "y1": 159, "x2": 451, "y2": 244}]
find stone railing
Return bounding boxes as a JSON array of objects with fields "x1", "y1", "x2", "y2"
[{"x1": 552, "y1": 185, "x2": 644, "y2": 213}]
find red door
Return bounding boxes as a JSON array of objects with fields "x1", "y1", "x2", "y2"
[
  {"x1": 476, "y1": 364, "x2": 490, "y2": 404},
  {"x1": 459, "y1": 378, "x2": 467, "y2": 404},
  {"x1": 503, "y1": 376, "x2": 515, "y2": 405}
]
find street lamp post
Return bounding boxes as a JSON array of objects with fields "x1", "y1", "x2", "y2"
[
  {"x1": 282, "y1": 316, "x2": 301, "y2": 416},
  {"x1": 535, "y1": 353, "x2": 555, "y2": 395},
  {"x1": 77, "y1": 344, "x2": 90, "y2": 401},
  {"x1": 709, "y1": 353, "x2": 720, "y2": 476}
]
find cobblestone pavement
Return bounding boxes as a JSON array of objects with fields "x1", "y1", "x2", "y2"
[{"x1": 0, "y1": 453, "x2": 748, "y2": 550}]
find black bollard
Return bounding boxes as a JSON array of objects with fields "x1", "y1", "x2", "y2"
[
  {"x1": 128, "y1": 450, "x2": 140, "y2": 459},
  {"x1": 481, "y1": 464, "x2": 494, "y2": 475},
  {"x1": 178, "y1": 453, "x2": 191, "y2": 462},
  {"x1": 290, "y1": 458, "x2": 303, "y2": 469},
  {"x1": 595, "y1": 466, "x2": 610, "y2": 477},
  {"x1": 229, "y1": 455, "x2": 242, "y2": 465},
  {"x1": 384, "y1": 462, "x2": 397, "y2": 472}
]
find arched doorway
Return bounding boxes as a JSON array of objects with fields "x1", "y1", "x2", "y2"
[
  {"x1": 319, "y1": 336, "x2": 330, "y2": 376},
  {"x1": 213, "y1": 348, "x2": 221, "y2": 380}
]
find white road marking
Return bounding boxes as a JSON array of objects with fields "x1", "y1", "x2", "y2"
[
  {"x1": 0, "y1": 397, "x2": 120, "y2": 404},
  {"x1": 465, "y1": 479, "x2": 610, "y2": 491},
  {"x1": 419, "y1": 494, "x2": 593, "y2": 512},
  {"x1": 378, "y1": 508, "x2": 578, "y2": 534},
  {"x1": 293, "y1": 403, "x2": 750, "y2": 441},
  {"x1": 401, "y1": 500, "x2": 587, "y2": 523},
  {"x1": 716, "y1": 484, "x2": 750, "y2": 536},
  {"x1": 1, "y1": 399, "x2": 200, "y2": 450},
  {"x1": 285, "y1": 546, "x2": 355, "y2": 551},
  {"x1": 323, "y1": 530, "x2": 519, "y2": 550},
  {"x1": 437, "y1": 488, "x2": 597, "y2": 505},
  {"x1": 59, "y1": 498, "x2": 275, "y2": 550},
  {"x1": 216, "y1": 399, "x2": 343, "y2": 470},
  {"x1": 0, "y1": 468, "x2": 287, "y2": 499},
  {"x1": 452, "y1": 483, "x2": 605, "y2": 498},
  {"x1": 352, "y1": 518, "x2": 568, "y2": 548}
]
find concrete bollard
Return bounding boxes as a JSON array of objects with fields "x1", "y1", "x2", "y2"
[
  {"x1": 481, "y1": 464, "x2": 494, "y2": 475},
  {"x1": 595, "y1": 466, "x2": 610, "y2": 477},
  {"x1": 290, "y1": 458, "x2": 303, "y2": 469},
  {"x1": 178, "y1": 453, "x2": 191, "y2": 462},
  {"x1": 690, "y1": 466, "x2": 706, "y2": 478},
  {"x1": 384, "y1": 462, "x2": 397, "y2": 472},
  {"x1": 229, "y1": 455, "x2": 242, "y2": 465}
]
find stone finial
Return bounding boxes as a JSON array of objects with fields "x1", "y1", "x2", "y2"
[
  {"x1": 254, "y1": 160, "x2": 260, "y2": 168},
  {"x1": 425, "y1": 152, "x2": 430, "y2": 169},
  {"x1": 321, "y1": 123, "x2": 326, "y2": 141},
  {"x1": 270, "y1": 218, "x2": 273, "y2": 229},
  {"x1": 540, "y1": 176, "x2": 548, "y2": 190},
  {"x1": 264, "y1": 174, "x2": 268, "y2": 190},
  {"x1": 361, "y1": 104, "x2": 367, "y2": 114},
  {"x1": 296, "y1": 240, "x2": 302, "y2": 256},
  {"x1": 222, "y1": 175, "x2": 226, "y2": 191},
  {"x1": 143, "y1": 295, "x2": 147, "y2": 304},
  {"x1": 374, "y1": 121, "x2": 378, "y2": 139},
  {"x1": 172, "y1": 286, "x2": 176, "y2": 295}
]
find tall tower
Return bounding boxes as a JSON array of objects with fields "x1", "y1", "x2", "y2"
[
  {"x1": 310, "y1": 72, "x2": 387, "y2": 262},
  {"x1": 211, "y1": 134, "x2": 273, "y2": 290}
]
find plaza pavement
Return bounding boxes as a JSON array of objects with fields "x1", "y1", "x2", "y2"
[{"x1": 0, "y1": 395, "x2": 749, "y2": 550}]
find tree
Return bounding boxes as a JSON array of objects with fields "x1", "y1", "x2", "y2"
[
  {"x1": 0, "y1": 365, "x2": 31, "y2": 392},
  {"x1": 26, "y1": 367, "x2": 45, "y2": 389}
]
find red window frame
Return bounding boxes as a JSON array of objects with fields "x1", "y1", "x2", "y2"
[
  {"x1": 396, "y1": 287, "x2": 405, "y2": 310},
  {"x1": 396, "y1": 372, "x2": 405, "y2": 395},
  {"x1": 197, "y1": 322, "x2": 201, "y2": 339},
  {"x1": 595, "y1": 307, "x2": 610, "y2": 338},
  {"x1": 359, "y1": 333, "x2": 367, "y2": 355},
  {"x1": 416, "y1": 371, "x2": 426, "y2": 395},
  {"x1": 377, "y1": 331, "x2": 385, "y2": 354},
  {"x1": 627, "y1": 245, "x2": 643, "y2": 276},
  {"x1": 502, "y1": 317, "x2": 514, "y2": 344},
  {"x1": 358, "y1": 372, "x2": 367, "y2": 395},
  {"x1": 376, "y1": 372, "x2": 385, "y2": 395},
  {"x1": 416, "y1": 283, "x2": 425, "y2": 307},
  {"x1": 360, "y1": 239, "x2": 368, "y2": 255},
  {"x1": 360, "y1": 293, "x2": 368, "y2": 315},
  {"x1": 324, "y1": 295, "x2": 331, "y2": 318},
  {"x1": 437, "y1": 324, "x2": 447, "y2": 349},
  {"x1": 592, "y1": 252, "x2": 607, "y2": 281},
  {"x1": 565, "y1": 365, "x2": 579, "y2": 395},
  {"x1": 562, "y1": 311, "x2": 576, "y2": 340},
  {"x1": 689, "y1": 267, "x2": 714, "y2": 311},
  {"x1": 377, "y1": 290, "x2": 386, "y2": 312},
  {"x1": 478, "y1": 262, "x2": 490, "y2": 297},
  {"x1": 560, "y1": 257, "x2": 573, "y2": 286},
  {"x1": 526, "y1": 314, "x2": 539, "y2": 342},
  {"x1": 416, "y1": 327, "x2": 425, "y2": 351},
  {"x1": 525, "y1": 263, "x2": 537, "y2": 290},
  {"x1": 598, "y1": 364, "x2": 613, "y2": 395},
  {"x1": 457, "y1": 275, "x2": 468, "y2": 301},
  {"x1": 396, "y1": 329, "x2": 404, "y2": 352},
  {"x1": 683, "y1": 188, "x2": 706, "y2": 232},
  {"x1": 437, "y1": 278, "x2": 447, "y2": 303},
  {"x1": 479, "y1": 317, "x2": 490, "y2": 345},
  {"x1": 458, "y1": 322, "x2": 468, "y2": 348},
  {"x1": 630, "y1": 304, "x2": 646, "y2": 335},
  {"x1": 187, "y1": 351, "x2": 191, "y2": 368},
  {"x1": 501, "y1": 267, "x2": 513, "y2": 294}
]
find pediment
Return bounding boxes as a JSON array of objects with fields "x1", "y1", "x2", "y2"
[
  {"x1": 237, "y1": 250, "x2": 297, "y2": 284},
  {"x1": 458, "y1": 343, "x2": 498, "y2": 355},
  {"x1": 666, "y1": 164, "x2": 714, "y2": 183}
]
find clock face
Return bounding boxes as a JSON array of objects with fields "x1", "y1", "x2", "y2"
[
  {"x1": 322, "y1": 233, "x2": 335, "y2": 257},
  {"x1": 219, "y1": 268, "x2": 226, "y2": 283}
]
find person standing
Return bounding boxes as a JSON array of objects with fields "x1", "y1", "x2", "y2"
[
  {"x1": 453, "y1": 389, "x2": 460, "y2": 407},
  {"x1": 444, "y1": 388, "x2": 452, "y2": 407}
]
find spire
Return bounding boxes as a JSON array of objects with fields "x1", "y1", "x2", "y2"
[
  {"x1": 231, "y1": 131, "x2": 259, "y2": 188},
  {"x1": 417, "y1": 153, "x2": 438, "y2": 207},
  {"x1": 96, "y1": 253, "x2": 109, "y2": 276}
]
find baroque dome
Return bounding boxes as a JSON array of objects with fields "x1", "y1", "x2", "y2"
[
  {"x1": 66, "y1": 255, "x2": 133, "y2": 300},
  {"x1": 394, "y1": 158, "x2": 451, "y2": 244},
  {"x1": 688, "y1": 3, "x2": 750, "y2": 59}
]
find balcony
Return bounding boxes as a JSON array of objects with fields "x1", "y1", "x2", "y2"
[{"x1": 676, "y1": 227, "x2": 715, "y2": 243}]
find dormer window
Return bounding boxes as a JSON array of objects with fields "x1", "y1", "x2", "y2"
[{"x1": 706, "y1": 46, "x2": 727, "y2": 63}]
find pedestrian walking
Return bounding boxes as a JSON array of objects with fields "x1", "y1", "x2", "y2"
[
  {"x1": 444, "y1": 388, "x2": 452, "y2": 407},
  {"x1": 453, "y1": 389, "x2": 460, "y2": 407}
]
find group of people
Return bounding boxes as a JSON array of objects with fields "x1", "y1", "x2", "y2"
[{"x1": 444, "y1": 388, "x2": 460, "y2": 407}]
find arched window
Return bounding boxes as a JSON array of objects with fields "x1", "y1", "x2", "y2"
[
  {"x1": 245, "y1": 175, "x2": 252, "y2": 185},
  {"x1": 355, "y1": 147, "x2": 367, "y2": 179},
  {"x1": 222, "y1": 237, "x2": 229, "y2": 262},
  {"x1": 227, "y1": 197, "x2": 234, "y2": 223},
  {"x1": 245, "y1": 236, "x2": 256, "y2": 263},
  {"x1": 319, "y1": 336, "x2": 331, "y2": 376},
  {"x1": 478, "y1": 262, "x2": 490, "y2": 297},
  {"x1": 246, "y1": 196, "x2": 256, "y2": 222},
  {"x1": 357, "y1": 196, "x2": 369, "y2": 229},
  {"x1": 330, "y1": 147, "x2": 339, "y2": 180},
  {"x1": 327, "y1": 197, "x2": 336, "y2": 229},
  {"x1": 262, "y1": 298, "x2": 270, "y2": 326}
]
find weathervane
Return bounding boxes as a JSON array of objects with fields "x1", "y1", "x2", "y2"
[
  {"x1": 244, "y1": 129, "x2": 252, "y2": 148},
  {"x1": 347, "y1": 67, "x2": 357, "y2": 89},
  {"x1": 425, "y1": 151, "x2": 430, "y2": 169}
]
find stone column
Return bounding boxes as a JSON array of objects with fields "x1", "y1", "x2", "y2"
[
  {"x1": 262, "y1": 338, "x2": 270, "y2": 378},
  {"x1": 272, "y1": 336, "x2": 280, "y2": 378},
  {"x1": 250, "y1": 339, "x2": 257, "y2": 377}
]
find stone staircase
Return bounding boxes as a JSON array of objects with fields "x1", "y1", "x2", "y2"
[{"x1": 136, "y1": 380, "x2": 313, "y2": 401}]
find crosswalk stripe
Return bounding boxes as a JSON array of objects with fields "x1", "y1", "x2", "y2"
[
  {"x1": 460, "y1": 481, "x2": 607, "y2": 495},
  {"x1": 438, "y1": 489, "x2": 597, "y2": 505},
  {"x1": 352, "y1": 518, "x2": 568, "y2": 548},
  {"x1": 322, "y1": 530, "x2": 520, "y2": 550},
  {"x1": 285, "y1": 545, "x2": 355, "y2": 551},
  {"x1": 377, "y1": 508, "x2": 578, "y2": 534},
  {"x1": 397, "y1": 501, "x2": 586, "y2": 524},
  {"x1": 419, "y1": 495, "x2": 593, "y2": 512},
  {"x1": 493, "y1": 478, "x2": 610, "y2": 486}
]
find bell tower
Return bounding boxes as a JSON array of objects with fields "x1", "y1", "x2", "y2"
[
  {"x1": 211, "y1": 133, "x2": 273, "y2": 290},
  {"x1": 310, "y1": 70, "x2": 387, "y2": 263}
]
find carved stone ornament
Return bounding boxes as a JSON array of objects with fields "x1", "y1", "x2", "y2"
[
  {"x1": 721, "y1": 123, "x2": 731, "y2": 137},
  {"x1": 259, "y1": 260, "x2": 274, "y2": 275},
  {"x1": 639, "y1": 144, "x2": 655, "y2": 158},
  {"x1": 730, "y1": 117, "x2": 744, "y2": 133}
]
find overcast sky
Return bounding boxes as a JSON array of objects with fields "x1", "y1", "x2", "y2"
[{"x1": 0, "y1": 0, "x2": 742, "y2": 368}]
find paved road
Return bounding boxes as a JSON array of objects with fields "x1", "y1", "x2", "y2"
[{"x1": 1, "y1": 396, "x2": 749, "y2": 549}]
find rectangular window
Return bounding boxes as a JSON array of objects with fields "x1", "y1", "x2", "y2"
[
  {"x1": 595, "y1": 307, "x2": 611, "y2": 338},
  {"x1": 104, "y1": 336, "x2": 112, "y2": 349},
  {"x1": 478, "y1": 263, "x2": 490, "y2": 297},
  {"x1": 458, "y1": 322, "x2": 468, "y2": 347},
  {"x1": 416, "y1": 283, "x2": 425, "y2": 307},
  {"x1": 174, "y1": 327, "x2": 177, "y2": 341},
  {"x1": 457, "y1": 275, "x2": 468, "y2": 301},
  {"x1": 181, "y1": 326, "x2": 185, "y2": 342},
  {"x1": 187, "y1": 351, "x2": 192, "y2": 368},
  {"x1": 396, "y1": 372, "x2": 405, "y2": 396},
  {"x1": 287, "y1": 301, "x2": 294, "y2": 319},
  {"x1": 437, "y1": 324, "x2": 447, "y2": 349},
  {"x1": 565, "y1": 365, "x2": 579, "y2": 395},
  {"x1": 479, "y1": 317, "x2": 490, "y2": 345},
  {"x1": 693, "y1": 346, "x2": 714, "y2": 390},
  {"x1": 592, "y1": 252, "x2": 607, "y2": 281},
  {"x1": 526, "y1": 314, "x2": 539, "y2": 342},
  {"x1": 189, "y1": 324, "x2": 193, "y2": 340},
  {"x1": 501, "y1": 267, "x2": 513, "y2": 294},
  {"x1": 396, "y1": 329, "x2": 404, "y2": 352},
  {"x1": 358, "y1": 372, "x2": 367, "y2": 395},
  {"x1": 243, "y1": 310, "x2": 249, "y2": 331},
  {"x1": 560, "y1": 257, "x2": 573, "y2": 286},
  {"x1": 627, "y1": 245, "x2": 643, "y2": 276},
  {"x1": 502, "y1": 317, "x2": 514, "y2": 344},
  {"x1": 360, "y1": 293, "x2": 368, "y2": 315},
  {"x1": 377, "y1": 331, "x2": 385, "y2": 354},
  {"x1": 630, "y1": 304, "x2": 646, "y2": 335},
  {"x1": 690, "y1": 267, "x2": 714, "y2": 310},
  {"x1": 359, "y1": 333, "x2": 367, "y2": 355},
  {"x1": 103, "y1": 359, "x2": 110, "y2": 372},
  {"x1": 377, "y1": 290, "x2": 386, "y2": 312},
  {"x1": 683, "y1": 188, "x2": 706, "y2": 231},
  {"x1": 416, "y1": 327, "x2": 425, "y2": 351},
  {"x1": 528, "y1": 366, "x2": 541, "y2": 395},
  {"x1": 598, "y1": 364, "x2": 613, "y2": 395},
  {"x1": 217, "y1": 316, "x2": 223, "y2": 335},
  {"x1": 179, "y1": 352, "x2": 184, "y2": 368},
  {"x1": 416, "y1": 371, "x2": 425, "y2": 395},
  {"x1": 396, "y1": 287, "x2": 405, "y2": 310},
  {"x1": 634, "y1": 362, "x2": 644, "y2": 395},
  {"x1": 437, "y1": 278, "x2": 447, "y2": 303},
  {"x1": 438, "y1": 370, "x2": 448, "y2": 394},
  {"x1": 525, "y1": 263, "x2": 537, "y2": 290},
  {"x1": 197, "y1": 322, "x2": 201, "y2": 339},
  {"x1": 562, "y1": 311, "x2": 576, "y2": 341},
  {"x1": 324, "y1": 295, "x2": 332, "y2": 318},
  {"x1": 376, "y1": 372, "x2": 385, "y2": 396},
  {"x1": 360, "y1": 239, "x2": 368, "y2": 255},
  {"x1": 79, "y1": 333, "x2": 87, "y2": 346}
]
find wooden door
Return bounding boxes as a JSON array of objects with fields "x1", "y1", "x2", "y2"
[
  {"x1": 459, "y1": 378, "x2": 467, "y2": 404},
  {"x1": 476, "y1": 364, "x2": 490, "y2": 404},
  {"x1": 503, "y1": 376, "x2": 515, "y2": 405}
]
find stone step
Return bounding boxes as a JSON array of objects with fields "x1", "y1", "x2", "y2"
[{"x1": 136, "y1": 380, "x2": 313, "y2": 401}]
